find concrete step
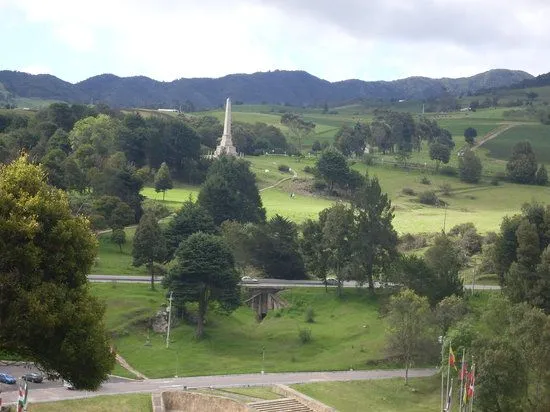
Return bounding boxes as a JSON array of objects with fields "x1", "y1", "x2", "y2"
[{"x1": 248, "y1": 397, "x2": 312, "y2": 412}]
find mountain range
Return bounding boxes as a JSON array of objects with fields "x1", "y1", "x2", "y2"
[{"x1": 0, "y1": 68, "x2": 535, "y2": 109}]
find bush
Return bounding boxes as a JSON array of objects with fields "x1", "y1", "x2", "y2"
[
  {"x1": 298, "y1": 327, "x2": 312, "y2": 344},
  {"x1": 402, "y1": 187, "x2": 416, "y2": 196},
  {"x1": 313, "y1": 180, "x2": 327, "y2": 191},
  {"x1": 420, "y1": 176, "x2": 431, "y2": 185},
  {"x1": 142, "y1": 199, "x2": 171, "y2": 220},
  {"x1": 418, "y1": 190, "x2": 440, "y2": 206},
  {"x1": 305, "y1": 307, "x2": 315, "y2": 323},
  {"x1": 490, "y1": 177, "x2": 500, "y2": 186},
  {"x1": 303, "y1": 165, "x2": 315, "y2": 174},
  {"x1": 278, "y1": 164, "x2": 290, "y2": 173},
  {"x1": 363, "y1": 154, "x2": 376, "y2": 166},
  {"x1": 398, "y1": 233, "x2": 428, "y2": 251},
  {"x1": 439, "y1": 183, "x2": 452, "y2": 196},
  {"x1": 440, "y1": 166, "x2": 457, "y2": 176}
]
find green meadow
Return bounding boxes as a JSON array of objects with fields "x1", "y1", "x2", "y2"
[
  {"x1": 93, "y1": 284, "x2": 389, "y2": 378},
  {"x1": 484, "y1": 123, "x2": 550, "y2": 163}
]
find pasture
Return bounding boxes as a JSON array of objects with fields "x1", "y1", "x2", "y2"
[
  {"x1": 483, "y1": 123, "x2": 550, "y2": 164},
  {"x1": 27, "y1": 394, "x2": 152, "y2": 412}
]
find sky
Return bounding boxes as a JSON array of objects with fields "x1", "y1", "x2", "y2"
[{"x1": 0, "y1": 0, "x2": 548, "y2": 84}]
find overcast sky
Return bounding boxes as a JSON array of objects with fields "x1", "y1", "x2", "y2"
[{"x1": 1, "y1": 0, "x2": 548, "y2": 83}]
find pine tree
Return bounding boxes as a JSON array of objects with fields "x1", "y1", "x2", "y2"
[
  {"x1": 154, "y1": 162, "x2": 173, "y2": 201},
  {"x1": 536, "y1": 164, "x2": 548, "y2": 186},
  {"x1": 132, "y1": 212, "x2": 166, "y2": 289}
]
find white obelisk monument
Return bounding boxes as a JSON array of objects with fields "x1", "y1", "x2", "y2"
[{"x1": 214, "y1": 98, "x2": 238, "y2": 157}]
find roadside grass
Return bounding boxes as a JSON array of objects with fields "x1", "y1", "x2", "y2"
[
  {"x1": 292, "y1": 375, "x2": 441, "y2": 412},
  {"x1": 483, "y1": 123, "x2": 550, "y2": 164},
  {"x1": 91, "y1": 227, "x2": 146, "y2": 275},
  {"x1": 27, "y1": 394, "x2": 152, "y2": 412},
  {"x1": 111, "y1": 363, "x2": 139, "y2": 379},
  {"x1": 92, "y1": 284, "x2": 390, "y2": 379}
]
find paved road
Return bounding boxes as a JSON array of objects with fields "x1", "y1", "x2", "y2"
[
  {"x1": 0, "y1": 364, "x2": 128, "y2": 393},
  {"x1": 88, "y1": 275, "x2": 501, "y2": 290},
  {"x1": 0, "y1": 368, "x2": 437, "y2": 405}
]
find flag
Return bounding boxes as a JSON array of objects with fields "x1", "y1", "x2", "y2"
[
  {"x1": 467, "y1": 365, "x2": 476, "y2": 400},
  {"x1": 17, "y1": 381, "x2": 28, "y2": 412},
  {"x1": 448, "y1": 345, "x2": 457, "y2": 370},
  {"x1": 444, "y1": 380, "x2": 453, "y2": 411},
  {"x1": 460, "y1": 360, "x2": 469, "y2": 381}
]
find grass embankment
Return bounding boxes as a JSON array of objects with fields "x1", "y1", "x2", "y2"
[
  {"x1": 27, "y1": 394, "x2": 152, "y2": 412},
  {"x1": 293, "y1": 375, "x2": 441, "y2": 412},
  {"x1": 92, "y1": 284, "x2": 389, "y2": 379}
]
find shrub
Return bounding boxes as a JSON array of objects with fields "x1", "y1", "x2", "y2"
[
  {"x1": 490, "y1": 177, "x2": 500, "y2": 186},
  {"x1": 440, "y1": 166, "x2": 457, "y2": 176},
  {"x1": 398, "y1": 233, "x2": 428, "y2": 251},
  {"x1": 303, "y1": 165, "x2": 315, "y2": 174},
  {"x1": 278, "y1": 164, "x2": 290, "y2": 173},
  {"x1": 298, "y1": 327, "x2": 312, "y2": 344},
  {"x1": 313, "y1": 180, "x2": 327, "y2": 191},
  {"x1": 439, "y1": 183, "x2": 452, "y2": 196},
  {"x1": 402, "y1": 187, "x2": 416, "y2": 196},
  {"x1": 142, "y1": 199, "x2": 171, "y2": 220},
  {"x1": 363, "y1": 154, "x2": 376, "y2": 166},
  {"x1": 418, "y1": 190, "x2": 440, "y2": 206},
  {"x1": 420, "y1": 176, "x2": 431, "y2": 185},
  {"x1": 305, "y1": 307, "x2": 315, "y2": 323}
]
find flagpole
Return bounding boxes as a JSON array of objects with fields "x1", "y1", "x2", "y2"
[
  {"x1": 469, "y1": 360, "x2": 476, "y2": 412},
  {"x1": 440, "y1": 336, "x2": 445, "y2": 412},
  {"x1": 459, "y1": 348, "x2": 466, "y2": 411},
  {"x1": 445, "y1": 341, "x2": 452, "y2": 410}
]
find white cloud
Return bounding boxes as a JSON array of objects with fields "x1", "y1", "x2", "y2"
[{"x1": 2, "y1": 0, "x2": 549, "y2": 82}]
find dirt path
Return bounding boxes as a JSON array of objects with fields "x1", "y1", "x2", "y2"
[
  {"x1": 115, "y1": 353, "x2": 148, "y2": 380},
  {"x1": 260, "y1": 169, "x2": 298, "y2": 192},
  {"x1": 472, "y1": 123, "x2": 522, "y2": 150}
]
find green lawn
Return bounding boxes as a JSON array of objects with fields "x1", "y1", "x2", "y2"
[
  {"x1": 91, "y1": 227, "x2": 146, "y2": 275},
  {"x1": 28, "y1": 394, "x2": 152, "y2": 412},
  {"x1": 293, "y1": 376, "x2": 441, "y2": 412},
  {"x1": 484, "y1": 123, "x2": 550, "y2": 164},
  {"x1": 92, "y1": 284, "x2": 390, "y2": 379}
]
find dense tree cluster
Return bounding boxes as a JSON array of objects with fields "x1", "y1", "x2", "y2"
[
  {"x1": 506, "y1": 141, "x2": 546, "y2": 185},
  {"x1": 0, "y1": 156, "x2": 115, "y2": 389}
]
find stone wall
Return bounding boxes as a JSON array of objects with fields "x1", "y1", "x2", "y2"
[{"x1": 162, "y1": 391, "x2": 249, "y2": 412}]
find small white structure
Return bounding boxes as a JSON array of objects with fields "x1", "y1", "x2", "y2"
[{"x1": 157, "y1": 108, "x2": 178, "y2": 112}]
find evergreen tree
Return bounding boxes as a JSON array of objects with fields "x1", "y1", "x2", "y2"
[
  {"x1": 463, "y1": 127, "x2": 478, "y2": 145},
  {"x1": 316, "y1": 147, "x2": 350, "y2": 191},
  {"x1": 132, "y1": 213, "x2": 166, "y2": 289},
  {"x1": 164, "y1": 198, "x2": 217, "y2": 260},
  {"x1": 506, "y1": 141, "x2": 538, "y2": 184},
  {"x1": 163, "y1": 232, "x2": 240, "y2": 339},
  {"x1": 424, "y1": 233, "x2": 464, "y2": 300},
  {"x1": 458, "y1": 148, "x2": 483, "y2": 183},
  {"x1": 198, "y1": 156, "x2": 265, "y2": 226},
  {"x1": 111, "y1": 228, "x2": 126, "y2": 252},
  {"x1": 154, "y1": 162, "x2": 173, "y2": 201},
  {"x1": 536, "y1": 164, "x2": 548, "y2": 186}
]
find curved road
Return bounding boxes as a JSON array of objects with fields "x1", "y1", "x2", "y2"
[
  {"x1": 1, "y1": 368, "x2": 437, "y2": 405},
  {"x1": 88, "y1": 275, "x2": 500, "y2": 290}
]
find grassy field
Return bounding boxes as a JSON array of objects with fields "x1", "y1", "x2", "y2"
[
  {"x1": 91, "y1": 227, "x2": 146, "y2": 275},
  {"x1": 483, "y1": 123, "x2": 550, "y2": 163},
  {"x1": 27, "y1": 394, "x2": 152, "y2": 412},
  {"x1": 293, "y1": 376, "x2": 441, "y2": 412},
  {"x1": 92, "y1": 284, "x2": 390, "y2": 378}
]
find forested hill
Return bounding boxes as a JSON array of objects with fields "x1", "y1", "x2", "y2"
[{"x1": 0, "y1": 68, "x2": 533, "y2": 109}]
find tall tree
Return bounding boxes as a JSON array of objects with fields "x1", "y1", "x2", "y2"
[
  {"x1": 163, "y1": 232, "x2": 240, "y2": 339},
  {"x1": 321, "y1": 204, "x2": 355, "y2": 294},
  {"x1": 300, "y1": 218, "x2": 329, "y2": 288},
  {"x1": 0, "y1": 155, "x2": 115, "y2": 390},
  {"x1": 458, "y1": 147, "x2": 483, "y2": 183},
  {"x1": 506, "y1": 141, "x2": 538, "y2": 184},
  {"x1": 424, "y1": 233, "x2": 464, "y2": 301},
  {"x1": 198, "y1": 156, "x2": 265, "y2": 226},
  {"x1": 164, "y1": 198, "x2": 217, "y2": 260},
  {"x1": 464, "y1": 127, "x2": 478, "y2": 145},
  {"x1": 154, "y1": 162, "x2": 173, "y2": 201},
  {"x1": 429, "y1": 142, "x2": 451, "y2": 169},
  {"x1": 316, "y1": 148, "x2": 350, "y2": 191},
  {"x1": 132, "y1": 213, "x2": 167, "y2": 289},
  {"x1": 385, "y1": 289, "x2": 433, "y2": 384},
  {"x1": 280, "y1": 112, "x2": 315, "y2": 153},
  {"x1": 352, "y1": 174, "x2": 398, "y2": 291}
]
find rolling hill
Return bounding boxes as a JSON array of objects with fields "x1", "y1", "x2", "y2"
[{"x1": 0, "y1": 68, "x2": 533, "y2": 110}]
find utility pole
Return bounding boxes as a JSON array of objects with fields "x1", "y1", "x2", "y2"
[{"x1": 166, "y1": 291, "x2": 173, "y2": 348}]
